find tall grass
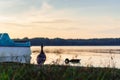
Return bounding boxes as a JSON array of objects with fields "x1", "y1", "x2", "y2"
[{"x1": 0, "y1": 62, "x2": 120, "y2": 80}]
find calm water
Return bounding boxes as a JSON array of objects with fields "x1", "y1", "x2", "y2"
[{"x1": 31, "y1": 46, "x2": 120, "y2": 68}]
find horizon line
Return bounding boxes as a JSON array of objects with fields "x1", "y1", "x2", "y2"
[{"x1": 12, "y1": 37, "x2": 120, "y2": 40}]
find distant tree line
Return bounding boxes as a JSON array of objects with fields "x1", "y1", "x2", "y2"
[{"x1": 13, "y1": 37, "x2": 120, "y2": 46}]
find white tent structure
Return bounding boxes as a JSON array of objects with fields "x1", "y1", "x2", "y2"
[{"x1": 0, "y1": 33, "x2": 31, "y2": 63}]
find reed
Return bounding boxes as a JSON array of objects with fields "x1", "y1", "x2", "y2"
[{"x1": 32, "y1": 48, "x2": 120, "y2": 54}]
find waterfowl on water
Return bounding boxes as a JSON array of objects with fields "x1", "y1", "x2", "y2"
[
  {"x1": 37, "y1": 44, "x2": 46, "y2": 65},
  {"x1": 65, "y1": 58, "x2": 80, "y2": 64}
]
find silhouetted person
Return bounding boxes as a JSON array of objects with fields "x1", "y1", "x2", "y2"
[{"x1": 37, "y1": 44, "x2": 46, "y2": 65}]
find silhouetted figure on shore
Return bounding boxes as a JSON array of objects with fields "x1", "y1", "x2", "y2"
[{"x1": 37, "y1": 44, "x2": 46, "y2": 65}]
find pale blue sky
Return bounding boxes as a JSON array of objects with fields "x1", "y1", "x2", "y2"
[{"x1": 0, "y1": 0, "x2": 120, "y2": 39}]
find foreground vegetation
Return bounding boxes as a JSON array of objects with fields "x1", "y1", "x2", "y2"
[{"x1": 0, "y1": 62, "x2": 120, "y2": 80}]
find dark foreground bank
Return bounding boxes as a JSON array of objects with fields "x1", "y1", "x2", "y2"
[{"x1": 0, "y1": 62, "x2": 119, "y2": 80}]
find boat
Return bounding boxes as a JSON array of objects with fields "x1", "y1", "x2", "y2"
[{"x1": 0, "y1": 33, "x2": 31, "y2": 63}]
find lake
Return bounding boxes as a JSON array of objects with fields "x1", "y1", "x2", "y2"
[{"x1": 30, "y1": 46, "x2": 120, "y2": 68}]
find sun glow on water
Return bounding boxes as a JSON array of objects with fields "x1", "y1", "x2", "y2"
[{"x1": 31, "y1": 46, "x2": 120, "y2": 68}]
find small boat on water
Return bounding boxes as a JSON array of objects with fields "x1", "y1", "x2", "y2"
[{"x1": 0, "y1": 33, "x2": 31, "y2": 63}]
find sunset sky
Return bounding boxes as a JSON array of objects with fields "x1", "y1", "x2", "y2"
[{"x1": 0, "y1": 0, "x2": 120, "y2": 39}]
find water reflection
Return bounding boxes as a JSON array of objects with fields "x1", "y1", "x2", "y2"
[{"x1": 31, "y1": 46, "x2": 120, "y2": 68}]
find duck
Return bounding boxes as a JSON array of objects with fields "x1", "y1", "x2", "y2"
[
  {"x1": 37, "y1": 44, "x2": 46, "y2": 65},
  {"x1": 65, "y1": 58, "x2": 80, "y2": 64}
]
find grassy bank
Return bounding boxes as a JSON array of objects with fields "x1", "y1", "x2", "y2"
[{"x1": 0, "y1": 62, "x2": 120, "y2": 80}]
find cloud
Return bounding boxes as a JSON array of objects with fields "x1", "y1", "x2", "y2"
[
  {"x1": 0, "y1": 0, "x2": 22, "y2": 8},
  {"x1": 0, "y1": 0, "x2": 15, "y2": 5},
  {"x1": 32, "y1": 19, "x2": 73, "y2": 24},
  {"x1": 0, "y1": 0, "x2": 79, "y2": 24},
  {"x1": 1, "y1": 22, "x2": 32, "y2": 27},
  {"x1": 41, "y1": 2, "x2": 53, "y2": 12},
  {"x1": 1, "y1": 1, "x2": 76, "y2": 24},
  {"x1": 0, "y1": 0, "x2": 120, "y2": 38}
]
